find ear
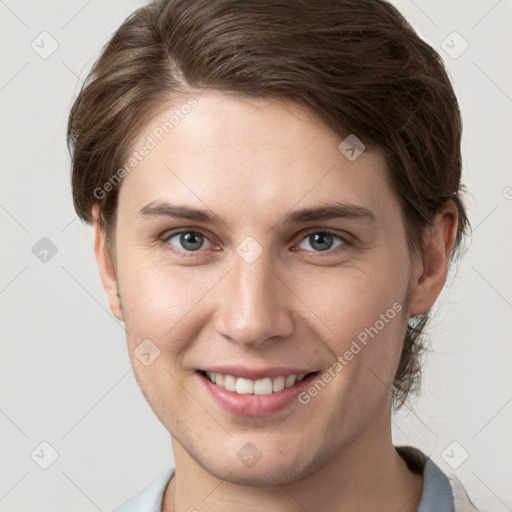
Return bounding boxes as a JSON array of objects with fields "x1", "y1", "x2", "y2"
[
  {"x1": 408, "y1": 201, "x2": 459, "y2": 317},
  {"x1": 92, "y1": 205, "x2": 124, "y2": 322}
]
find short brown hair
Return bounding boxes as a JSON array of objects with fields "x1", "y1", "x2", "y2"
[{"x1": 67, "y1": 0, "x2": 469, "y2": 410}]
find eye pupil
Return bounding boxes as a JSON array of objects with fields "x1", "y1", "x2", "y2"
[
  {"x1": 310, "y1": 232, "x2": 333, "y2": 251},
  {"x1": 181, "y1": 232, "x2": 203, "y2": 251}
]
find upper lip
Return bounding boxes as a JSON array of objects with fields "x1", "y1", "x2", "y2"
[{"x1": 198, "y1": 366, "x2": 319, "y2": 380}]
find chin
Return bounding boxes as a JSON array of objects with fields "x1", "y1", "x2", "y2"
[
  {"x1": 195, "y1": 444, "x2": 329, "y2": 488},
  {"x1": 209, "y1": 460, "x2": 309, "y2": 487}
]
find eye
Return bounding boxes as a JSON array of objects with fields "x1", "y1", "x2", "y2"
[
  {"x1": 296, "y1": 231, "x2": 347, "y2": 252},
  {"x1": 163, "y1": 230, "x2": 212, "y2": 252}
]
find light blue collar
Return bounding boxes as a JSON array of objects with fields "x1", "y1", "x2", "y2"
[{"x1": 396, "y1": 445, "x2": 455, "y2": 512}]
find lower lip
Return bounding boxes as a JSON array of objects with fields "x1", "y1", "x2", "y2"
[{"x1": 196, "y1": 371, "x2": 320, "y2": 417}]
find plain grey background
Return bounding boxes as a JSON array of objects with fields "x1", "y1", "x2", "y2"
[{"x1": 1, "y1": 1, "x2": 511, "y2": 511}]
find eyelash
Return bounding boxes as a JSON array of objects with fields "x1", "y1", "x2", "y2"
[{"x1": 160, "y1": 229, "x2": 352, "y2": 257}]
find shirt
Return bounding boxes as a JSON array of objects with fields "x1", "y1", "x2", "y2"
[{"x1": 111, "y1": 445, "x2": 478, "y2": 512}]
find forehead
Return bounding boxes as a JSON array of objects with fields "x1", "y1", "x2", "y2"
[{"x1": 118, "y1": 91, "x2": 396, "y2": 224}]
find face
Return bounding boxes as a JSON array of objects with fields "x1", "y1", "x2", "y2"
[{"x1": 100, "y1": 91, "x2": 420, "y2": 485}]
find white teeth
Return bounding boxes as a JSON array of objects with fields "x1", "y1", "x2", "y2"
[
  {"x1": 235, "y1": 378, "x2": 254, "y2": 394},
  {"x1": 204, "y1": 371, "x2": 311, "y2": 395},
  {"x1": 272, "y1": 376, "x2": 285, "y2": 392},
  {"x1": 253, "y1": 377, "x2": 273, "y2": 395},
  {"x1": 285, "y1": 375, "x2": 296, "y2": 388},
  {"x1": 223, "y1": 374, "x2": 236, "y2": 392}
]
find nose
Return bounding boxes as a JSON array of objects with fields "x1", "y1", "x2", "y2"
[{"x1": 214, "y1": 249, "x2": 294, "y2": 348}]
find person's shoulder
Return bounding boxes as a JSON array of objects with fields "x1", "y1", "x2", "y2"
[
  {"x1": 448, "y1": 473, "x2": 480, "y2": 512},
  {"x1": 395, "y1": 445, "x2": 479, "y2": 512},
  {"x1": 111, "y1": 468, "x2": 175, "y2": 512}
]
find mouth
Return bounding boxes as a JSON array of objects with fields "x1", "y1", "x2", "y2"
[
  {"x1": 195, "y1": 368, "x2": 322, "y2": 416},
  {"x1": 197, "y1": 370, "x2": 321, "y2": 395}
]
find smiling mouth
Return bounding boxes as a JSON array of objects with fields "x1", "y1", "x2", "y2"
[{"x1": 198, "y1": 370, "x2": 321, "y2": 396}]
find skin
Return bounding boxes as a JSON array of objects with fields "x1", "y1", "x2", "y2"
[{"x1": 93, "y1": 91, "x2": 458, "y2": 512}]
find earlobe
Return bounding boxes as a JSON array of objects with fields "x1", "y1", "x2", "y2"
[
  {"x1": 92, "y1": 206, "x2": 124, "y2": 322},
  {"x1": 408, "y1": 202, "x2": 459, "y2": 317}
]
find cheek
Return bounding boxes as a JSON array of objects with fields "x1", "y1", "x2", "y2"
[
  {"x1": 117, "y1": 254, "x2": 207, "y2": 424},
  {"x1": 295, "y1": 255, "x2": 409, "y2": 391},
  {"x1": 299, "y1": 261, "x2": 407, "y2": 341},
  {"x1": 116, "y1": 253, "x2": 211, "y2": 341}
]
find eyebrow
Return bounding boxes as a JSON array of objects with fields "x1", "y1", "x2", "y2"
[
  {"x1": 280, "y1": 203, "x2": 376, "y2": 225},
  {"x1": 138, "y1": 201, "x2": 224, "y2": 225},
  {"x1": 137, "y1": 200, "x2": 376, "y2": 226}
]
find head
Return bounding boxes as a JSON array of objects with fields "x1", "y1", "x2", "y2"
[{"x1": 68, "y1": 0, "x2": 468, "y2": 485}]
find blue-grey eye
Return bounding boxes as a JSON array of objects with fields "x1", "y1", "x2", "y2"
[
  {"x1": 297, "y1": 232, "x2": 345, "y2": 252},
  {"x1": 166, "y1": 231, "x2": 211, "y2": 251}
]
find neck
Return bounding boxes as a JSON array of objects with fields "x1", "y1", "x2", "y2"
[{"x1": 162, "y1": 399, "x2": 424, "y2": 512}]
